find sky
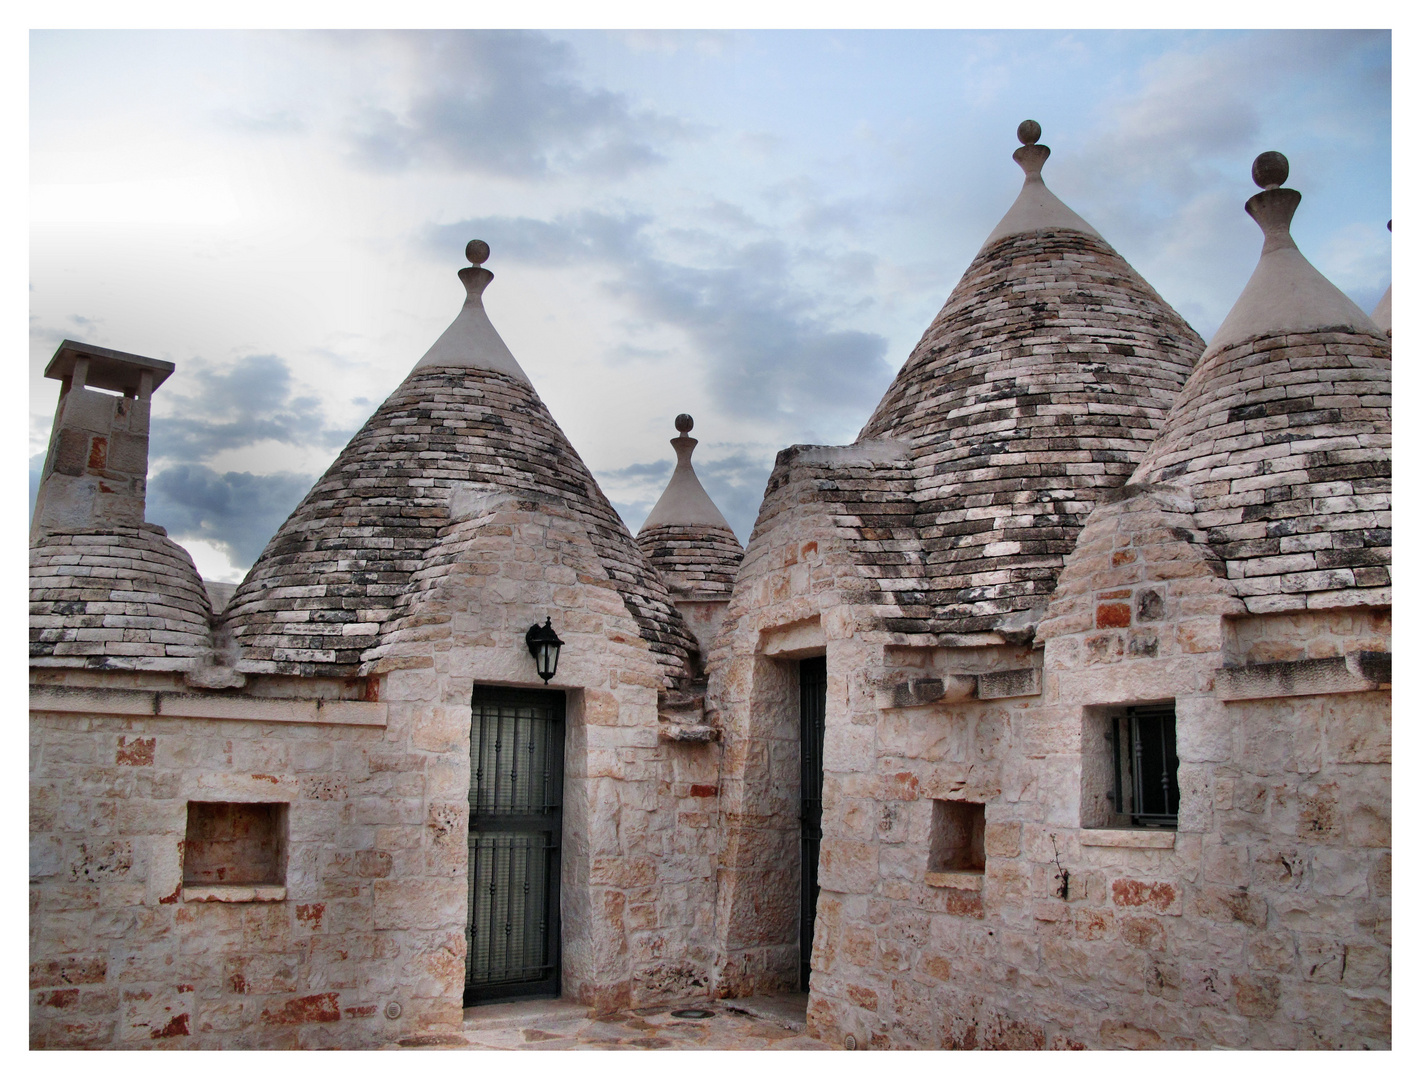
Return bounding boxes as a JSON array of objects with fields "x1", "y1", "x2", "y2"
[{"x1": 28, "y1": 28, "x2": 1392, "y2": 584}]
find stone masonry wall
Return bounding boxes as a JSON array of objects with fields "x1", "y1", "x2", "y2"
[
  {"x1": 32, "y1": 503, "x2": 725, "y2": 1047},
  {"x1": 30, "y1": 676, "x2": 411, "y2": 1049},
  {"x1": 707, "y1": 453, "x2": 899, "y2": 998},
  {"x1": 802, "y1": 489, "x2": 1390, "y2": 1049},
  {"x1": 361, "y1": 505, "x2": 723, "y2": 1013}
]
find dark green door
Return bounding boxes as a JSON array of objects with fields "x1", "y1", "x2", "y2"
[
  {"x1": 799, "y1": 656, "x2": 827, "y2": 992},
  {"x1": 465, "y1": 687, "x2": 564, "y2": 1005}
]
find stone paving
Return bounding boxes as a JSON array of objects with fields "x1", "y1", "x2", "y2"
[{"x1": 389, "y1": 994, "x2": 831, "y2": 1051}]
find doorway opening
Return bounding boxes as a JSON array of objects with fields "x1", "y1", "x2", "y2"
[
  {"x1": 799, "y1": 655, "x2": 827, "y2": 992},
  {"x1": 465, "y1": 686, "x2": 565, "y2": 1005}
]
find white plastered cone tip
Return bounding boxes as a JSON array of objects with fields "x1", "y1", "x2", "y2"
[
  {"x1": 979, "y1": 121, "x2": 1100, "y2": 250},
  {"x1": 413, "y1": 241, "x2": 532, "y2": 385},
  {"x1": 1207, "y1": 155, "x2": 1380, "y2": 356},
  {"x1": 640, "y1": 416, "x2": 733, "y2": 533}
]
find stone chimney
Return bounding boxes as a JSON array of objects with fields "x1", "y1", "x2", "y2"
[{"x1": 31, "y1": 340, "x2": 174, "y2": 543}]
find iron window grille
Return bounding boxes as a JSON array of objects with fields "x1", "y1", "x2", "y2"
[{"x1": 1109, "y1": 704, "x2": 1179, "y2": 828}]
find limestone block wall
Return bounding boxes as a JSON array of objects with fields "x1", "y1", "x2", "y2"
[
  {"x1": 352, "y1": 505, "x2": 726, "y2": 1013},
  {"x1": 801, "y1": 491, "x2": 1391, "y2": 1049},
  {"x1": 31, "y1": 504, "x2": 726, "y2": 1048},
  {"x1": 707, "y1": 458, "x2": 892, "y2": 998},
  {"x1": 29, "y1": 675, "x2": 411, "y2": 1049}
]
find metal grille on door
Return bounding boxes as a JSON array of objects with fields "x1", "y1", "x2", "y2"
[{"x1": 465, "y1": 688, "x2": 564, "y2": 1004}]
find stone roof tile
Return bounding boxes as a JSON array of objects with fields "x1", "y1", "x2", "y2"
[
  {"x1": 225, "y1": 365, "x2": 698, "y2": 684},
  {"x1": 29, "y1": 525, "x2": 212, "y2": 669}
]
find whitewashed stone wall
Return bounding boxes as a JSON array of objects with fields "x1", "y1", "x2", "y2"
[{"x1": 31, "y1": 504, "x2": 725, "y2": 1047}]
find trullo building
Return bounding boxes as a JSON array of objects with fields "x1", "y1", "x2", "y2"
[{"x1": 30, "y1": 126, "x2": 1388, "y2": 1051}]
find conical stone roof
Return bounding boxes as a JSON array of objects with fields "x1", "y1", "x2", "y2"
[
  {"x1": 30, "y1": 524, "x2": 213, "y2": 670},
  {"x1": 224, "y1": 242, "x2": 698, "y2": 682},
  {"x1": 636, "y1": 414, "x2": 743, "y2": 599},
  {"x1": 856, "y1": 122, "x2": 1205, "y2": 635},
  {"x1": 1130, "y1": 153, "x2": 1390, "y2": 612}
]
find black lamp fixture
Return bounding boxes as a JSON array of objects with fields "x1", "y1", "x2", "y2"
[{"x1": 525, "y1": 617, "x2": 564, "y2": 683}]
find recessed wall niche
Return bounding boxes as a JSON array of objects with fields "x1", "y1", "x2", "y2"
[
  {"x1": 183, "y1": 801, "x2": 288, "y2": 888},
  {"x1": 927, "y1": 798, "x2": 985, "y2": 874}
]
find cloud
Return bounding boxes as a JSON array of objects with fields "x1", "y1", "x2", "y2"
[
  {"x1": 601, "y1": 448, "x2": 777, "y2": 544},
  {"x1": 692, "y1": 449, "x2": 779, "y2": 543},
  {"x1": 340, "y1": 31, "x2": 692, "y2": 179},
  {"x1": 152, "y1": 353, "x2": 351, "y2": 462},
  {"x1": 429, "y1": 210, "x2": 648, "y2": 267},
  {"x1": 616, "y1": 31, "x2": 733, "y2": 57},
  {"x1": 214, "y1": 107, "x2": 306, "y2": 134},
  {"x1": 147, "y1": 465, "x2": 316, "y2": 569},
  {"x1": 1052, "y1": 30, "x2": 1390, "y2": 339},
  {"x1": 139, "y1": 353, "x2": 354, "y2": 573},
  {"x1": 436, "y1": 210, "x2": 892, "y2": 434}
]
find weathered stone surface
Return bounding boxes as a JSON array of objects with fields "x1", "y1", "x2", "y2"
[
  {"x1": 855, "y1": 227, "x2": 1203, "y2": 635},
  {"x1": 1130, "y1": 329, "x2": 1390, "y2": 612},
  {"x1": 29, "y1": 526, "x2": 212, "y2": 671},
  {"x1": 223, "y1": 365, "x2": 696, "y2": 685}
]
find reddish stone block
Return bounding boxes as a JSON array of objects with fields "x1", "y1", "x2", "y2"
[
  {"x1": 689, "y1": 784, "x2": 718, "y2": 798},
  {"x1": 30, "y1": 958, "x2": 107, "y2": 988},
  {"x1": 1096, "y1": 603, "x2": 1132, "y2": 629},
  {"x1": 1232, "y1": 975, "x2": 1280, "y2": 1018},
  {"x1": 260, "y1": 993, "x2": 341, "y2": 1025},
  {"x1": 116, "y1": 736, "x2": 155, "y2": 767},
  {"x1": 87, "y1": 436, "x2": 107, "y2": 471},
  {"x1": 1111, "y1": 879, "x2": 1179, "y2": 915},
  {"x1": 353, "y1": 850, "x2": 393, "y2": 878},
  {"x1": 878, "y1": 771, "x2": 920, "y2": 801},
  {"x1": 150, "y1": 1013, "x2": 189, "y2": 1039},
  {"x1": 941, "y1": 889, "x2": 985, "y2": 919}
]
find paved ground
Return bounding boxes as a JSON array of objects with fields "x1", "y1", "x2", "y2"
[{"x1": 389, "y1": 993, "x2": 831, "y2": 1051}]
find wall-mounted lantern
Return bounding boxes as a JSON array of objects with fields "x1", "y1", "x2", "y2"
[{"x1": 525, "y1": 617, "x2": 564, "y2": 683}]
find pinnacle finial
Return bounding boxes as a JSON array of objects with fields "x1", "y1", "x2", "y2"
[
  {"x1": 1017, "y1": 119, "x2": 1042, "y2": 146},
  {"x1": 675, "y1": 413, "x2": 694, "y2": 434},
  {"x1": 1252, "y1": 152, "x2": 1289, "y2": 191},
  {"x1": 465, "y1": 239, "x2": 490, "y2": 266}
]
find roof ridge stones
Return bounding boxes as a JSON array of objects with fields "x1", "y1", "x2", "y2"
[
  {"x1": 853, "y1": 122, "x2": 1205, "y2": 636},
  {"x1": 223, "y1": 245, "x2": 698, "y2": 684},
  {"x1": 1129, "y1": 153, "x2": 1391, "y2": 614}
]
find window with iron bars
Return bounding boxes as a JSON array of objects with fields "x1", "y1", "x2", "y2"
[{"x1": 1107, "y1": 704, "x2": 1179, "y2": 828}]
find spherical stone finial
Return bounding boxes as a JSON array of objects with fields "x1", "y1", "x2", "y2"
[
  {"x1": 1252, "y1": 151, "x2": 1289, "y2": 190},
  {"x1": 1017, "y1": 120, "x2": 1042, "y2": 146},
  {"x1": 675, "y1": 413, "x2": 694, "y2": 434},
  {"x1": 465, "y1": 239, "x2": 491, "y2": 266}
]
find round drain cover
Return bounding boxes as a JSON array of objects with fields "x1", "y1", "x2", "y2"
[{"x1": 670, "y1": 1008, "x2": 715, "y2": 1019}]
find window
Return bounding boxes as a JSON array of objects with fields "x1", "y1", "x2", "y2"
[
  {"x1": 183, "y1": 802, "x2": 287, "y2": 898},
  {"x1": 1108, "y1": 705, "x2": 1179, "y2": 828}
]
